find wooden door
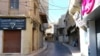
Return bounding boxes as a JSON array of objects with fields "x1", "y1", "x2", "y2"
[{"x1": 3, "y1": 30, "x2": 21, "y2": 53}]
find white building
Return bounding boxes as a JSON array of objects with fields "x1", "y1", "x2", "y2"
[
  {"x1": 69, "y1": 0, "x2": 100, "y2": 56},
  {"x1": 57, "y1": 15, "x2": 68, "y2": 42},
  {"x1": 58, "y1": 15, "x2": 66, "y2": 28},
  {"x1": 45, "y1": 23, "x2": 54, "y2": 34}
]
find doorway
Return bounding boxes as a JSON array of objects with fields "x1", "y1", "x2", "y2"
[{"x1": 3, "y1": 30, "x2": 21, "y2": 53}]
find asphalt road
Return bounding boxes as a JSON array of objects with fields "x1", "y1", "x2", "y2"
[{"x1": 35, "y1": 42, "x2": 72, "y2": 56}]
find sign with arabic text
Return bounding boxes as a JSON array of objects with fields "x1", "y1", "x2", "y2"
[{"x1": 0, "y1": 18, "x2": 26, "y2": 30}]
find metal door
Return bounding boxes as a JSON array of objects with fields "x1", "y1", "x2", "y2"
[{"x1": 3, "y1": 30, "x2": 21, "y2": 53}]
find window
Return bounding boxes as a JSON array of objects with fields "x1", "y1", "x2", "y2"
[
  {"x1": 10, "y1": 0, "x2": 19, "y2": 9},
  {"x1": 34, "y1": 3, "x2": 37, "y2": 15}
]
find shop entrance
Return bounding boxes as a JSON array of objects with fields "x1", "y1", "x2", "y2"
[
  {"x1": 95, "y1": 20, "x2": 100, "y2": 56},
  {"x1": 3, "y1": 30, "x2": 21, "y2": 53}
]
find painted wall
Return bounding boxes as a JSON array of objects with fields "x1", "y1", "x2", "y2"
[
  {"x1": 21, "y1": 18, "x2": 33, "y2": 54},
  {"x1": 79, "y1": 28, "x2": 89, "y2": 56},
  {"x1": 79, "y1": 20, "x2": 97, "y2": 56}
]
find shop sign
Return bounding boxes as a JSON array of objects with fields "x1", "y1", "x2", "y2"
[
  {"x1": 0, "y1": 18, "x2": 26, "y2": 30},
  {"x1": 82, "y1": 0, "x2": 95, "y2": 16},
  {"x1": 73, "y1": 12, "x2": 86, "y2": 27}
]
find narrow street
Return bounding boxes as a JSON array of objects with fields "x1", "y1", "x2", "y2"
[
  {"x1": 35, "y1": 42, "x2": 72, "y2": 56},
  {"x1": 0, "y1": 0, "x2": 99, "y2": 56}
]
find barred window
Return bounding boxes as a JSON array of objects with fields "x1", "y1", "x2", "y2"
[{"x1": 10, "y1": 0, "x2": 19, "y2": 9}]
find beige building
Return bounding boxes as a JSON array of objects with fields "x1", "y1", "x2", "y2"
[
  {"x1": 39, "y1": 0, "x2": 48, "y2": 41},
  {"x1": 39, "y1": 0, "x2": 48, "y2": 15},
  {"x1": 0, "y1": 0, "x2": 46, "y2": 54},
  {"x1": 64, "y1": 0, "x2": 81, "y2": 48}
]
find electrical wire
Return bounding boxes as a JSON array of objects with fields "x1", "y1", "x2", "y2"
[
  {"x1": 0, "y1": 0, "x2": 69, "y2": 23},
  {"x1": 38, "y1": 0, "x2": 68, "y2": 23},
  {"x1": 42, "y1": 0, "x2": 68, "y2": 9},
  {"x1": 0, "y1": 0, "x2": 69, "y2": 10}
]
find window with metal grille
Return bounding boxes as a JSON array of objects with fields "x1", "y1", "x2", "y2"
[{"x1": 10, "y1": 0, "x2": 19, "y2": 9}]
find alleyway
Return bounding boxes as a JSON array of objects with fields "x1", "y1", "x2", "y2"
[{"x1": 35, "y1": 42, "x2": 72, "y2": 56}]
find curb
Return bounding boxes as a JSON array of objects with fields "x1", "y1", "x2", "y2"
[
  {"x1": 0, "y1": 42, "x2": 48, "y2": 56},
  {"x1": 31, "y1": 42, "x2": 48, "y2": 56},
  {"x1": 63, "y1": 43, "x2": 80, "y2": 56}
]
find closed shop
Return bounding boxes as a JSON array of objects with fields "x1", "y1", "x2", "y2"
[
  {"x1": 0, "y1": 17, "x2": 26, "y2": 53},
  {"x1": 3, "y1": 30, "x2": 21, "y2": 53}
]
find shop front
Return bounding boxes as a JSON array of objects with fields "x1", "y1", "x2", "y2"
[
  {"x1": 81, "y1": 0, "x2": 100, "y2": 56},
  {"x1": 0, "y1": 17, "x2": 28, "y2": 54}
]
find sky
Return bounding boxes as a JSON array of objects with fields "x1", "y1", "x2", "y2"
[{"x1": 49, "y1": 0, "x2": 70, "y2": 24}]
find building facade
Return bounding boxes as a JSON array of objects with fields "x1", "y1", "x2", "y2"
[
  {"x1": 54, "y1": 24, "x2": 59, "y2": 41},
  {"x1": 81, "y1": 0, "x2": 100, "y2": 56},
  {"x1": 57, "y1": 15, "x2": 66, "y2": 42},
  {"x1": 69, "y1": 0, "x2": 100, "y2": 56},
  {"x1": 0, "y1": 0, "x2": 46, "y2": 54},
  {"x1": 39, "y1": 0, "x2": 48, "y2": 15},
  {"x1": 64, "y1": 11, "x2": 80, "y2": 48},
  {"x1": 39, "y1": 0, "x2": 48, "y2": 43}
]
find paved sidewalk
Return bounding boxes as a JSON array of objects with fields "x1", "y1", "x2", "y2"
[
  {"x1": 0, "y1": 42, "x2": 48, "y2": 56},
  {"x1": 63, "y1": 43, "x2": 81, "y2": 56},
  {"x1": 28, "y1": 42, "x2": 48, "y2": 56}
]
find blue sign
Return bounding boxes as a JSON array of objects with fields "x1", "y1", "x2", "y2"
[{"x1": 0, "y1": 18, "x2": 26, "y2": 30}]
